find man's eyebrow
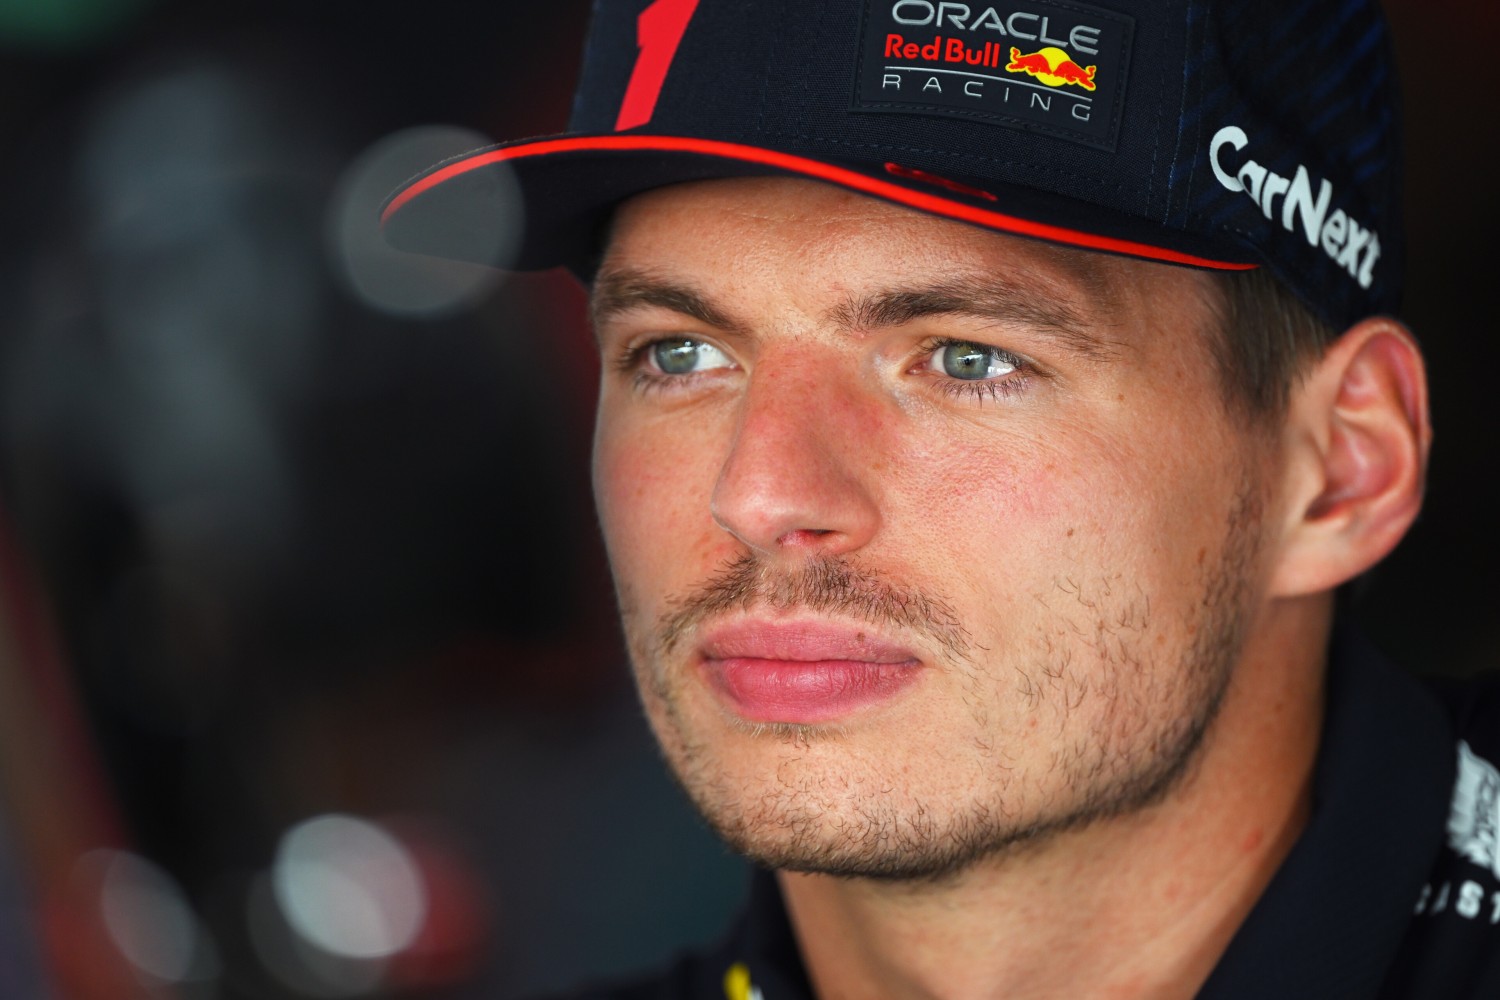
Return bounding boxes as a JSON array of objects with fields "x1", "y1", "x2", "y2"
[
  {"x1": 591, "y1": 269, "x2": 744, "y2": 336},
  {"x1": 828, "y1": 277, "x2": 1117, "y2": 360},
  {"x1": 591, "y1": 268, "x2": 1120, "y2": 360}
]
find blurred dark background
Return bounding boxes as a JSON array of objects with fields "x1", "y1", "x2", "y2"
[{"x1": 0, "y1": 0, "x2": 1494, "y2": 997}]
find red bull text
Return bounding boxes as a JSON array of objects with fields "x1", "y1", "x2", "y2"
[{"x1": 885, "y1": 34, "x2": 1006, "y2": 68}]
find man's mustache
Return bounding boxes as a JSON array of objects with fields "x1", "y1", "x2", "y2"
[{"x1": 655, "y1": 554, "x2": 974, "y2": 661}]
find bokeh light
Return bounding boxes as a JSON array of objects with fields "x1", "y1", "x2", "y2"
[
  {"x1": 84, "y1": 848, "x2": 218, "y2": 985},
  {"x1": 330, "y1": 125, "x2": 516, "y2": 318},
  {"x1": 272, "y1": 814, "x2": 427, "y2": 963},
  {"x1": 248, "y1": 870, "x2": 385, "y2": 998}
]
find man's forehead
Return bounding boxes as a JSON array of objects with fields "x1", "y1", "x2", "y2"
[
  {"x1": 596, "y1": 176, "x2": 1219, "y2": 346},
  {"x1": 605, "y1": 177, "x2": 1127, "y2": 292}
]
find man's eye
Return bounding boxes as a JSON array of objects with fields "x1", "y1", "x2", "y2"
[
  {"x1": 928, "y1": 341, "x2": 1019, "y2": 380},
  {"x1": 649, "y1": 338, "x2": 733, "y2": 374}
]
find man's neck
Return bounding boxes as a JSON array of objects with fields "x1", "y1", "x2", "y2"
[{"x1": 776, "y1": 600, "x2": 1330, "y2": 1000}]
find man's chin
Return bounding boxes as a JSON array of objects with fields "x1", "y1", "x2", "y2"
[
  {"x1": 657, "y1": 680, "x2": 1228, "y2": 885},
  {"x1": 697, "y1": 799, "x2": 1039, "y2": 883},
  {"x1": 655, "y1": 736, "x2": 1024, "y2": 882}
]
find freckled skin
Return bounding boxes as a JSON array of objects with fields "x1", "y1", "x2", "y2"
[
  {"x1": 577, "y1": 172, "x2": 1442, "y2": 999},
  {"x1": 591, "y1": 177, "x2": 1286, "y2": 879}
]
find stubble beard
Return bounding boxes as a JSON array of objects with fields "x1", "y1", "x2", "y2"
[{"x1": 619, "y1": 486, "x2": 1265, "y2": 883}]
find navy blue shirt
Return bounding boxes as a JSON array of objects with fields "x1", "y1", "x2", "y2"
[{"x1": 560, "y1": 628, "x2": 1500, "y2": 998}]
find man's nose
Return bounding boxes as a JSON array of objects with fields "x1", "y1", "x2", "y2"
[{"x1": 709, "y1": 360, "x2": 882, "y2": 559}]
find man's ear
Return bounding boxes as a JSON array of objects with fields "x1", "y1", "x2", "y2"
[{"x1": 1269, "y1": 317, "x2": 1431, "y2": 598}]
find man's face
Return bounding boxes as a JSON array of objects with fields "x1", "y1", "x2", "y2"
[{"x1": 591, "y1": 177, "x2": 1282, "y2": 879}]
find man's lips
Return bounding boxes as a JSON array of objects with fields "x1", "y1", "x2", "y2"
[{"x1": 696, "y1": 621, "x2": 922, "y2": 724}]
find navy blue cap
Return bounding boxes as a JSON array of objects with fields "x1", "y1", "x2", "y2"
[{"x1": 382, "y1": 0, "x2": 1403, "y2": 331}]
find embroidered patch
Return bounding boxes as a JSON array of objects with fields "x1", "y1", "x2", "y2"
[
  {"x1": 1449, "y1": 740, "x2": 1500, "y2": 880},
  {"x1": 853, "y1": 0, "x2": 1134, "y2": 151}
]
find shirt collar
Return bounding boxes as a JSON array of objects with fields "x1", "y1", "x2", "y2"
[{"x1": 1197, "y1": 625, "x2": 1453, "y2": 998}]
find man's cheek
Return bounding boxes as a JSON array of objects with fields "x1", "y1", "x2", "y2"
[
  {"x1": 902, "y1": 431, "x2": 1090, "y2": 528},
  {"x1": 594, "y1": 438, "x2": 718, "y2": 582}
]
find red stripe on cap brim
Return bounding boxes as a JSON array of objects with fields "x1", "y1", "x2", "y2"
[{"x1": 382, "y1": 135, "x2": 1257, "y2": 271}]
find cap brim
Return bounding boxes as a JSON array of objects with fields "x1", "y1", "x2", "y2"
[{"x1": 381, "y1": 133, "x2": 1259, "y2": 276}]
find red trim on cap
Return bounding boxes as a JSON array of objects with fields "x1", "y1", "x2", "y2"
[{"x1": 382, "y1": 135, "x2": 1258, "y2": 271}]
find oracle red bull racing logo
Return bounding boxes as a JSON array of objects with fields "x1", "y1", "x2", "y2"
[
  {"x1": 1005, "y1": 46, "x2": 1096, "y2": 91},
  {"x1": 855, "y1": 0, "x2": 1134, "y2": 150}
]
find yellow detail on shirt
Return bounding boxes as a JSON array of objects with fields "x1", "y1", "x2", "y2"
[{"x1": 724, "y1": 962, "x2": 754, "y2": 1000}]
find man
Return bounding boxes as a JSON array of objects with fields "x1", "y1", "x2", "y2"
[{"x1": 383, "y1": 0, "x2": 1500, "y2": 996}]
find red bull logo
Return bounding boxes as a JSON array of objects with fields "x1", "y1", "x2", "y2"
[
  {"x1": 1004, "y1": 46, "x2": 1097, "y2": 91},
  {"x1": 856, "y1": 0, "x2": 1132, "y2": 150}
]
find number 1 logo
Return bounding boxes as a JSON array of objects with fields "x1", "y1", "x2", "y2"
[{"x1": 614, "y1": 0, "x2": 701, "y2": 131}]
